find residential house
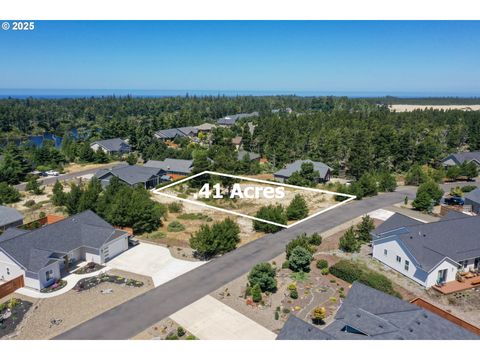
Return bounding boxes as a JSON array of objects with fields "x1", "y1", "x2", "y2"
[
  {"x1": 274, "y1": 159, "x2": 332, "y2": 183},
  {"x1": 195, "y1": 123, "x2": 216, "y2": 134},
  {"x1": 441, "y1": 151, "x2": 480, "y2": 168},
  {"x1": 95, "y1": 164, "x2": 165, "y2": 189},
  {"x1": 464, "y1": 188, "x2": 480, "y2": 214},
  {"x1": 217, "y1": 112, "x2": 259, "y2": 127},
  {"x1": 90, "y1": 138, "x2": 131, "y2": 155},
  {"x1": 154, "y1": 127, "x2": 199, "y2": 141},
  {"x1": 277, "y1": 282, "x2": 478, "y2": 340},
  {"x1": 144, "y1": 158, "x2": 193, "y2": 179},
  {"x1": 372, "y1": 211, "x2": 480, "y2": 288},
  {"x1": 0, "y1": 210, "x2": 129, "y2": 290},
  {"x1": 0, "y1": 206, "x2": 24, "y2": 231},
  {"x1": 237, "y1": 150, "x2": 261, "y2": 162}
]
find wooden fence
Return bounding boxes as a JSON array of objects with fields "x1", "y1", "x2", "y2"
[{"x1": 0, "y1": 276, "x2": 24, "y2": 299}]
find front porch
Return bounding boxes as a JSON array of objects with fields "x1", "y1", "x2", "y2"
[{"x1": 433, "y1": 273, "x2": 480, "y2": 294}]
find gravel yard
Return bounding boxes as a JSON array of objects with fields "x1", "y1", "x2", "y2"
[{"x1": 3, "y1": 269, "x2": 154, "y2": 339}]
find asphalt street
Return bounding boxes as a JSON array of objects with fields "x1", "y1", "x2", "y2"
[{"x1": 56, "y1": 186, "x2": 416, "y2": 340}]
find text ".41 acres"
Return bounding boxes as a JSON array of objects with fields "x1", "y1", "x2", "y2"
[{"x1": 194, "y1": 183, "x2": 285, "y2": 199}]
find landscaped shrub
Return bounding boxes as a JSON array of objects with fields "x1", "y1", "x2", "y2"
[
  {"x1": 24, "y1": 199, "x2": 36, "y2": 208},
  {"x1": 282, "y1": 260, "x2": 290, "y2": 269},
  {"x1": 167, "y1": 220, "x2": 185, "y2": 232},
  {"x1": 251, "y1": 283, "x2": 262, "y2": 302},
  {"x1": 321, "y1": 268, "x2": 329, "y2": 275},
  {"x1": 329, "y1": 260, "x2": 401, "y2": 298},
  {"x1": 316, "y1": 259, "x2": 329, "y2": 269},
  {"x1": 177, "y1": 326, "x2": 186, "y2": 337},
  {"x1": 253, "y1": 204, "x2": 287, "y2": 233},
  {"x1": 288, "y1": 246, "x2": 313, "y2": 272},
  {"x1": 290, "y1": 288, "x2": 298, "y2": 299},
  {"x1": 286, "y1": 234, "x2": 315, "y2": 258},
  {"x1": 461, "y1": 185, "x2": 477, "y2": 193},
  {"x1": 248, "y1": 262, "x2": 277, "y2": 292},
  {"x1": 309, "y1": 233, "x2": 322, "y2": 246}
]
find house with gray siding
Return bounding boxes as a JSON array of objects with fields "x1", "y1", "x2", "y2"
[
  {"x1": 277, "y1": 282, "x2": 478, "y2": 340},
  {"x1": 372, "y1": 212, "x2": 480, "y2": 288},
  {"x1": 95, "y1": 164, "x2": 165, "y2": 189},
  {"x1": 464, "y1": 188, "x2": 480, "y2": 214},
  {"x1": 274, "y1": 159, "x2": 332, "y2": 183},
  {"x1": 441, "y1": 151, "x2": 480, "y2": 168},
  {"x1": 90, "y1": 138, "x2": 131, "y2": 155},
  {"x1": 0, "y1": 206, "x2": 24, "y2": 231},
  {"x1": 144, "y1": 158, "x2": 193, "y2": 177},
  {"x1": 0, "y1": 210, "x2": 128, "y2": 290}
]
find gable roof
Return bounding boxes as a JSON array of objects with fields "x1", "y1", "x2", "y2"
[
  {"x1": 91, "y1": 138, "x2": 130, "y2": 152},
  {"x1": 195, "y1": 123, "x2": 216, "y2": 131},
  {"x1": 465, "y1": 188, "x2": 480, "y2": 204},
  {"x1": 217, "y1": 112, "x2": 259, "y2": 125},
  {"x1": 372, "y1": 213, "x2": 423, "y2": 237},
  {"x1": 237, "y1": 150, "x2": 261, "y2": 161},
  {"x1": 443, "y1": 151, "x2": 480, "y2": 165},
  {"x1": 277, "y1": 316, "x2": 334, "y2": 340},
  {"x1": 374, "y1": 214, "x2": 480, "y2": 272},
  {"x1": 154, "y1": 127, "x2": 198, "y2": 139},
  {"x1": 231, "y1": 136, "x2": 243, "y2": 146},
  {"x1": 0, "y1": 210, "x2": 126, "y2": 273},
  {"x1": 96, "y1": 165, "x2": 162, "y2": 185},
  {"x1": 274, "y1": 159, "x2": 332, "y2": 179},
  {"x1": 0, "y1": 206, "x2": 24, "y2": 227},
  {"x1": 144, "y1": 158, "x2": 193, "y2": 174},
  {"x1": 325, "y1": 282, "x2": 478, "y2": 340}
]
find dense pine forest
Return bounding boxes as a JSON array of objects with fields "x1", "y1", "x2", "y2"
[{"x1": 1, "y1": 95, "x2": 480, "y2": 181}]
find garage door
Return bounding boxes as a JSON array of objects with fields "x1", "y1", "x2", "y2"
[{"x1": 103, "y1": 236, "x2": 128, "y2": 261}]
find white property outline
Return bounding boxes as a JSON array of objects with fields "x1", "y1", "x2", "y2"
[{"x1": 152, "y1": 170, "x2": 356, "y2": 229}]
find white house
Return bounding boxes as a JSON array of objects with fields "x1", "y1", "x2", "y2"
[
  {"x1": 372, "y1": 212, "x2": 480, "y2": 288},
  {"x1": 0, "y1": 210, "x2": 129, "y2": 290}
]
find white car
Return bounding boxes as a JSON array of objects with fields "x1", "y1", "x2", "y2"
[{"x1": 45, "y1": 170, "x2": 59, "y2": 176}]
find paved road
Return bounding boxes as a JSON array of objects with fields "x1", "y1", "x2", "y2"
[
  {"x1": 56, "y1": 187, "x2": 416, "y2": 340},
  {"x1": 14, "y1": 163, "x2": 124, "y2": 191}
]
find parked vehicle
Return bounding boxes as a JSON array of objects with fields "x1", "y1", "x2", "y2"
[
  {"x1": 45, "y1": 170, "x2": 60, "y2": 176},
  {"x1": 128, "y1": 238, "x2": 140, "y2": 247},
  {"x1": 444, "y1": 196, "x2": 465, "y2": 206}
]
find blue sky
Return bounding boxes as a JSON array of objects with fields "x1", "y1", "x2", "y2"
[{"x1": 1, "y1": 21, "x2": 479, "y2": 95}]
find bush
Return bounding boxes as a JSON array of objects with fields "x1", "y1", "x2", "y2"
[
  {"x1": 274, "y1": 311, "x2": 279, "y2": 320},
  {"x1": 309, "y1": 233, "x2": 322, "y2": 246},
  {"x1": 339, "y1": 227, "x2": 360, "y2": 253},
  {"x1": 189, "y1": 218, "x2": 240, "y2": 259},
  {"x1": 0, "y1": 182, "x2": 21, "y2": 205},
  {"x1": 24, "y1": 199, "x2": 36, "y2": 208},
  {"x1": 316, "y1": 259, "x2": 329, "y2": 269},
  {"x1": 289, "y1": 246, "x2": 313, "y2": 272},
  {"x1": 329, "y1": 260, "x2": 401, "y2": 298},
  {"x1": 177, "y1": 326, "x2": 186, "y2": 337},
  {"x1": 462, "y1": 185, "x2": 477, "y2": 193},
  {"x1": 168, "y1": 202, "x2": 184, "y2": 213},
  {"x1": 251, "y1": 283, "x2": 262, "y2": 302},
  {"x1": 377, "y1": 172, "x2": 397, "y2": 192},
  {"x1": 281, "y1": 260, "x2": 290, "y2": 269},
  {"x1": 413, "y1": 181, "x2": 443, "y2": 212},
  {"x1": 286, "y1": 233, "x2": 316, "y2": 259},
  {"x1": 185, "y1": 335, "x2": 197, "y2": 340},
  {"x1": 286, "y1": 194, "x2": 308, "y2": 220},
  {"x1": 311, "y1": 307, "x2": 326, "y2": 324},
  {"x1": 321, "y1": 268, "x2": 329, "y2": 275},
  {"x1": 167, "y1": 220, "x2": 185, "y2": 232},
  {"x1": 290, "y1": 288, "x2": 298, "y2": 299},
  {"x1": 253, "y1": 204, "x2": 287, "y2": 233},
  {"x1": 248, "y1": 262, "x2": 277, "y2": 292}
]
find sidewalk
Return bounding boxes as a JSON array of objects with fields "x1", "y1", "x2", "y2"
[{"x1": 15, "y1": 265, "x2": 110, "y2": 299}]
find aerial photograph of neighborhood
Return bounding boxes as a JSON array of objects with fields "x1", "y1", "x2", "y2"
[{"x1": 1, "y1": 14, "x2": 480, "y2": 352}]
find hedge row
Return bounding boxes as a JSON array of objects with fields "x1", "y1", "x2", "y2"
[{"x1": 329, "y1": 260, "x2": 401, "y2": 298}]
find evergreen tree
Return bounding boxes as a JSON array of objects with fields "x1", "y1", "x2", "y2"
[
  {"x1": 289, "y1": 246, "x2": 313, "y2": 272},
  {"x1": 0, "y1": 182, "x2": 21, "y2": 205},
  {"x1": 248, "y1": 263, "x2": 277, "y2": 292},
  {"x1": 26, "y1": 177, "x2": 44, "y2": 195},
  {"x1": 51, "y1": 180, "x2": 65, "y2": 206},
  {"x1": 286, "y1": 194, "x2": 309, "y2": 220},
  {"x1": 339, "y1": 226, "x2": 360, "y2": 253},
  {"x1": 356, "y1": 215, "x2": 375, "y2": 243},
  {"x1": 253, "y1": 204, "x2": 287, "y2": 233}
]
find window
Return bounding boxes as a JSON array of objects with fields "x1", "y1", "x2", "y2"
[
  {"x1": 384, "y1": 249, "x2": 388, "y2": 256},
  {"x1": 404, "y1": 260, "x2": 410, "y2": 271},
  {"x1": 6, "y1": 267, "x2": 10, "y2": 275},
  {"x1": 396, "y1": 256, "x2": 401, "y2": 263},
  {"x1": 45, "y1": 269, "x2": 54, "y2": 281}
]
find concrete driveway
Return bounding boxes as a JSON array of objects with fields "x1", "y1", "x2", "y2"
[
  {"x1": 170, "y1": 295, "x2": 276, "y2": 340},
  {"x1": 107, "y1": 243, "x2": 206, "y2": 287}
]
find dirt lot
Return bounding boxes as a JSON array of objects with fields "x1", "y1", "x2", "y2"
[
  {"x1": 149, "y1": 193, "x2": 264, "y2": 250},
  {"x1": 389, "y1": 104, "x2": 480, "y2": 112},
  {"x1": 63, "y1": 161, "x2": 120, "y2": 174},
  {"x1": 1, "y1": 269, "x2": 154, "y2": 340}
]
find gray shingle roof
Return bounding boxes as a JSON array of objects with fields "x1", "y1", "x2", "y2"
[
  {"x1": 372, "y1": 213, "x2": 423, "y2": 237},
  {"x1": 277, "y1": 316, "x2": 335, "y2": 340},
  {"x1": 96, "y1": 165, "x2": 162, "y2": 185},
  {"x1": 323, "y1": 282, "x2": 478, "y2": 340},
  {"x1": 155, "y1": 127, "x2": 198, "y2": 139},
  {"x1": 195, "y1": 123, "x2": 216, "y2": 131},
  {"x1": 144, "y1": 158, "x2": 193, "y2": 174},
  {"x1": 443, "y1": 151, "x2": 480, "y2": 165},
  {"x1": 0, "y1": 206, "x2": 24, "y2": 227},
  {"x1": 217, "y1": 112, "x2": 259, "y2": 125},
  {"x1": 465, "y1": 188, "x2": 480, "y2": 204},
  {"x1": 0, "y1": 210, "x2": 126, "y2": 273},
  {"x1": 274, "y1": 159, "x2": 332, "y2": 179},
  {"x1": 237, "y1": 150, "x2": 260, "y2": 161},
  {"x1": 91, "y1": 138, "x2": 130, "y2": 152}
]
